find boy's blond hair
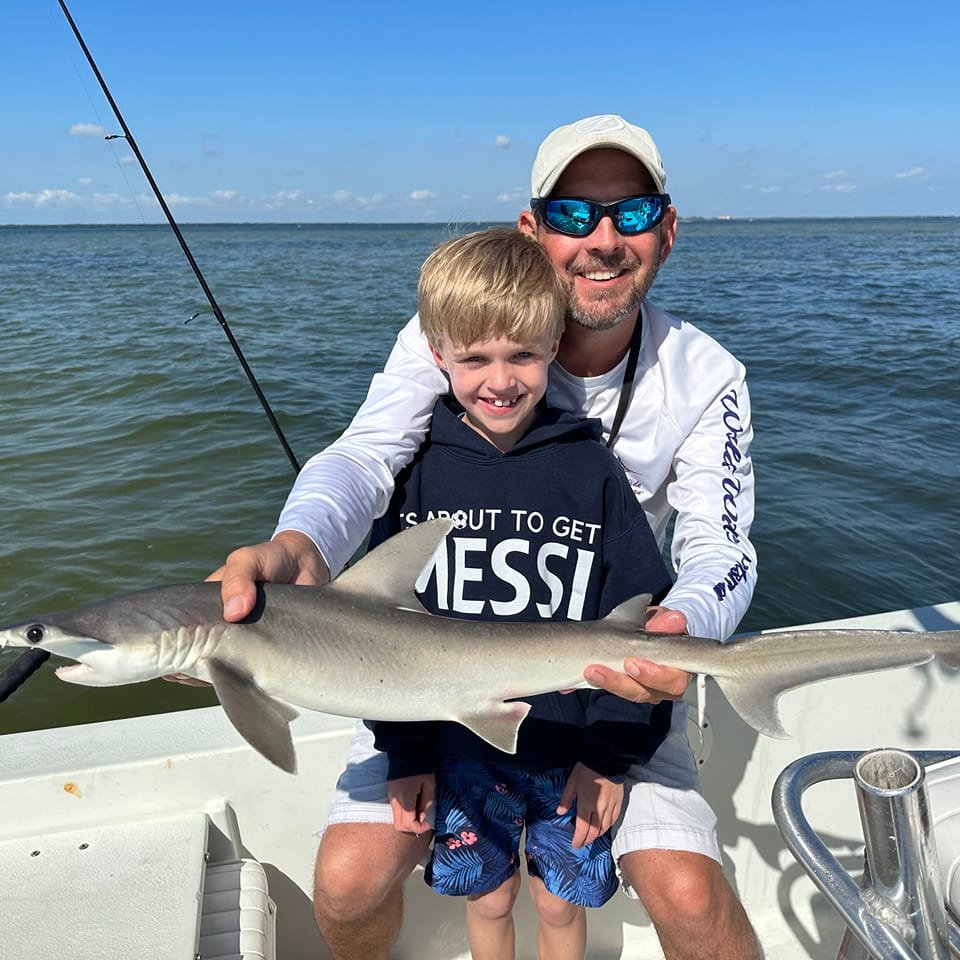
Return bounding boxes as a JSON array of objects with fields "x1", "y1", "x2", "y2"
[{"x1": 418, "y1": 227, "x2": 567, "y2": 348}]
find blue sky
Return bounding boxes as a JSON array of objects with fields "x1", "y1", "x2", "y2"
[{"x1": 2, "y1": 0, "x2": 957, "y2": 224}]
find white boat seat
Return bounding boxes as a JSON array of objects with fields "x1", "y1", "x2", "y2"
[
  {"x1": 927, "y1": 756, "x2": 960, "y2": 923},
  {"x1": 199, "y1": 858, "x2": 276, "y2": 960},
  {"x1": 0, "y1": 810, "x2": 274, "y2": 960}
]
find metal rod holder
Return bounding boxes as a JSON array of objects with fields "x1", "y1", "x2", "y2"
[{"x1": 772, "y1": 749, "x2": 960, "y2": 960}]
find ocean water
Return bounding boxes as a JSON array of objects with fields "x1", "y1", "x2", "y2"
[{"x1": 1, "y1": 219, "x2": 958, "y2": 732}]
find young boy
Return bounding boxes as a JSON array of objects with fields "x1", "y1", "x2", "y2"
[{"x1": 367, "y1": 227, "x2": 675, "y2": 959}]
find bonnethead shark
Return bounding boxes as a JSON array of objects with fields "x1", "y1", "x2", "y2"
[{"x1": 2, "y1": 520, "x2": 959, "y2": 773}]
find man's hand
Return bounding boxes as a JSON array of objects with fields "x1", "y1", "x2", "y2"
[
  {"x1": 582, "y1": 606, "x2": 692, "y2": 704},
  {"x1": 557, "y1": 763, "x2": 624, "y2": 848},
  {"x1": 387, "y1": 773, "x2": 435, "y2": 835},
  {"x1": 162, "y1": 530, "x2": 330, "y2": 686},
  {"x1": 211, "y1": 530, "x2": 331, "y2": 621}
]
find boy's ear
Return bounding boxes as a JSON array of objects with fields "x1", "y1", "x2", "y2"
[
  {"x1": 549, "y1": 340, "x2": 560, "y2": 360},
  {"x1": 429, "y1": 342, "x2": 448, "y2": 371}
]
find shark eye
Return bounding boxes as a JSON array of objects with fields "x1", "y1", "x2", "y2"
[{"x1": 25, "y1": 625, "x2": 45, "y2": 644}]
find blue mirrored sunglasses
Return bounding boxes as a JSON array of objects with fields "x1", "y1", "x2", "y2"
[{"x1": 531, "y1": 194, "x2": 671, "y2": 238}]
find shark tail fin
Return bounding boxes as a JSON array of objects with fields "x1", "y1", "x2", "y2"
[
  {"x1": 206, "y1": 657, "x2": 300, "y2": 774},
  {"x1": 933, "y1": 632, "x2": 960, "y2": 669},
  {"x1": 455, "y1": 701, "x2": 532, "y2": 755}
]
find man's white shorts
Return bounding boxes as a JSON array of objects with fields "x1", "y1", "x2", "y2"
[{"x1": 325, "y1": 703, "x2": 720, "y2": 896}]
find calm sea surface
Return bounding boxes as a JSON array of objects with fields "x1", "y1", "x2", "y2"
[{"x1": 1, "y1": 219, "x2": 958, "y2": 732}]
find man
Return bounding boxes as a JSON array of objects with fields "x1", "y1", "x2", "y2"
[{"x1": 212, "y1": 115, "x2": 759, "y2": 959}]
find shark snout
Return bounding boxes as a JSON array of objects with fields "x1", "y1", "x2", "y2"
[{"x1": 0, "y1": 623, "x2": 50, "y2": 650}]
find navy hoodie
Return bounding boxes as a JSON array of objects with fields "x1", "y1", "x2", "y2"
[{"x1": 367, "y1": 396, "x2": 674, "y2": 781}]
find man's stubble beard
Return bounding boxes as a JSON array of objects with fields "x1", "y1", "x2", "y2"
[{"x1": 566, "y1": 253, "x2": 662, "y2": 332}]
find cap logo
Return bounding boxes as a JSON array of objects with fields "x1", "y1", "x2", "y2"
[{"x1": 574, "y1": 115, "x2": 625, "y2": 137}]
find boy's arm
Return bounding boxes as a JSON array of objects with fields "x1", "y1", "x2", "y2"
[
  {"x1": 369, "y1": 720, "x2": 441, "y2": 781},
  {"x1": 372, "y1": 719, "x2": 441, "y2": 834},
  {"x1": 556, "y1": 764, "x2": 624, "y2": 848},
  {"x1": 275, "y1": 315, "x2": 447, "y2": 578},
  {"x1": 387, "y1": 773, "x2": 435, "y2": 836}
]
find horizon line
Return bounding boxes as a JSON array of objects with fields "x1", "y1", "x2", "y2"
[{"x1": 2, "y1": 214, "x2": 959, "y2": 228}]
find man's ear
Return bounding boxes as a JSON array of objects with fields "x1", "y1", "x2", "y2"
[
  {"x1": 658, "y1": 205, "x2": 678, "y2": 267},
  {"x1": 517, "y1": 209, "x2": 538, "y2": 236}
]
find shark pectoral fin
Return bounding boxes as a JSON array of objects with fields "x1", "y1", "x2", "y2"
[
  {"x1": 456, "y1": 701, "x2": 532, "y2": 755},
  {"x1": 205, "y1": 658, "x2": 300, "y2": 774},
  {"x1": 714, "y1": 677, "x2": 790, "y2": 739}
]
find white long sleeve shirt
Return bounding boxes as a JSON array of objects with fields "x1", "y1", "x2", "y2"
[{"x1": 276, "y1": 299, "x2": 757, "y2": 641}]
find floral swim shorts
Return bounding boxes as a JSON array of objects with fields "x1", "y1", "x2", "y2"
[{"x1": 425, "y1": 758, "x2": 618, "y2": 908}]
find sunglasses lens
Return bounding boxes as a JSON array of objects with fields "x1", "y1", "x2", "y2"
[
  {"x1": 615, "y1": 196, "x2": 665, "y2": 234},
  {"x1": 542, "y1": 199, "x2": 597, "y2": 236}
]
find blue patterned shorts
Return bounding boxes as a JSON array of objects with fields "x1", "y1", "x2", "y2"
[{"x1": 425, "y1": 758, "x2": 618, "y2": 908}]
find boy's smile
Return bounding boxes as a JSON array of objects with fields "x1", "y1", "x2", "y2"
[{"x1": 430, "y1": 333, "x2": 559, "y2": 452}]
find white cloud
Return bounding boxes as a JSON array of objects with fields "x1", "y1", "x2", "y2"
[
  {"x1": 496, "y1": 186, "x2": 526, "y2": 203},
  {"x1": 119, "y1": 154, "x2": 136, "y2": 165},
  {"x1": 68, "y1": 122, "x2": 105, "y2": 137},
  {"x1": 759, "y1": 186, "x2": 781, "y2": 194},
  {"x1": 495, "y1": 134, "x2": 511, "y2": 148},
  {"x1": 4, "y1": 188, "x2": 132, "y2": 210},
  {"x1": 410, "y1": 189, "x2": 436, "y2": 202},
  {"x1": 77, "y1": 177, "x2": 94, "y2": 185},
  {"x1": 211, "y1": 190, "x2": 240, "y2": 202},
  {"x1": 820, "y1": 182, "x2": 856, "y2": 193},
  {"x1": 164, "y1": 192, "x2": 200, "y2": 207},
  {"x1": 4, "y1": 188, "x2": 79, "y2": 207},
  {"x1": 823, "y1": 169, "x2": 849, "y2": 180},
  {"x1": 330, "y1": 189, "x2": 384, "y2": 208},
  {"x1": 895, "y1": 166, "x2": 927, "y2": 180}
]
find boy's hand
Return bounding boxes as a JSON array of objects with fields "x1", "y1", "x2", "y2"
[
  {"x1": 162, "y1": 531, "x2": 330, "y2": 686},
  {"x1": 387, "y1": 773, "x2": 436, "y2": 835},
  {"x1": 557, "y1": 763, "x2": 624, "y2": 849},
  {"x1": 582, "y1": 606, "x2": 691, "y2": 703}
]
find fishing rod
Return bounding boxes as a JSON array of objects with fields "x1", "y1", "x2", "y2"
[
  {"x1": 56, "y1": 0, "x2": 301, "y2": 475},
  {"x1": 1, "y1": 3, "x2": 304, "y2": 707}
]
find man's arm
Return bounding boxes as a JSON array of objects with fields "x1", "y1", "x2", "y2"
[
  {"x1": 585, "y1": 362, "x2": 757, "y2": 700},
  {"x1": 275, "y1": 315, "x2": 447, "y2": 579},
  {"x1": 662, "y1": 378, "x2": 757, "y2": 643},
  {"x1": 216, "y1": 316, "x2": 446, "y2": 620}
]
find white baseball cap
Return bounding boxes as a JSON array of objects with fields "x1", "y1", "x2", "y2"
[{"x1": 530, "y1": 114, "x2": 667, "y2": 199}]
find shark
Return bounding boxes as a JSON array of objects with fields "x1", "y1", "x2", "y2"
[{"x1": 2, "y1": 520, "x2": 959, "y2": 773}]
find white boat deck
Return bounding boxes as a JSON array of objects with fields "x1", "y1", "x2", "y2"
[{"x1": 0, "y1": 601, "x2": 958, "y2": 959}]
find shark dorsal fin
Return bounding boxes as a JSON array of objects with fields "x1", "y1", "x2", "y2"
[
  {"x1": 604, "y1": 593, "x2": 653, "y2": 627},
  {"x1": 331, "y1": 518, "x2": 455, "y2": 608}
]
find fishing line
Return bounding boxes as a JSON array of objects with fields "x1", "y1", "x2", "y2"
[
  {"x1": 46, "y1": 2, "x2": 148, "y2": 223},
  {"x1": 2, "y1": 2, "x2": 305, "y2": 707},
  {"x1": 55, "y1": 0, "x2": 302, "y2": 475}
]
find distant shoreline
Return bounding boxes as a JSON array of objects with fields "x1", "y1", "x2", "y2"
[{"x1": 1, "y1": 215, "x2": 958, "y2": 228}]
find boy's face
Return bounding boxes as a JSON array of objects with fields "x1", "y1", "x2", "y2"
[{"x1": 430, "y1": 332, "x2": 559, "y2": 452}]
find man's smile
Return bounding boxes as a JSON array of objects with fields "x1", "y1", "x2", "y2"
[{"x1": 580, "y1": 269, "x2": 625, "y2": 282}]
